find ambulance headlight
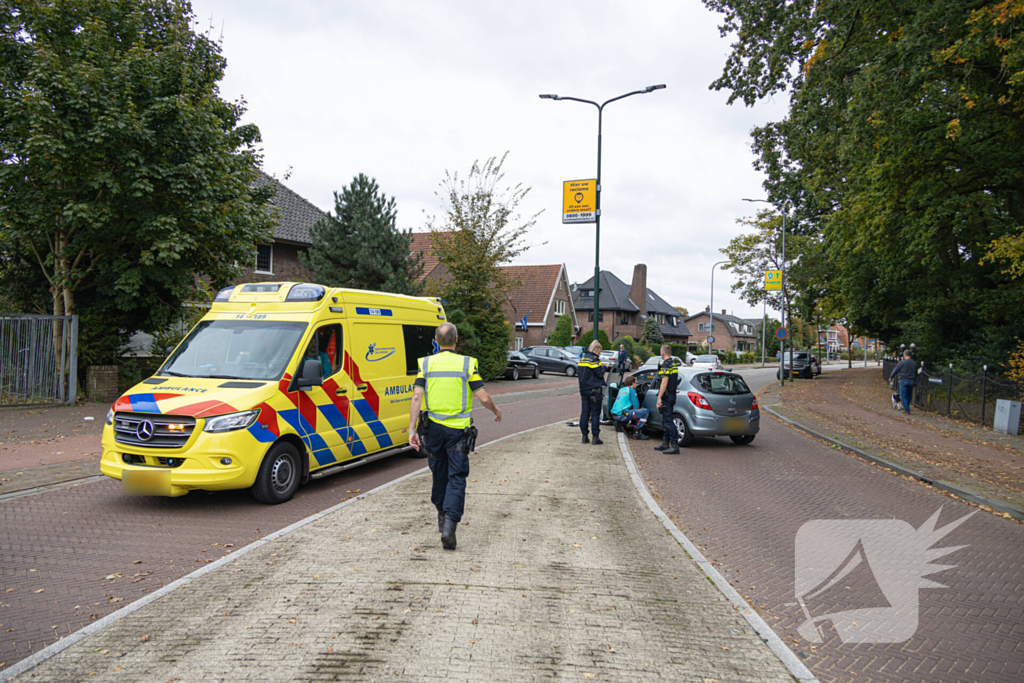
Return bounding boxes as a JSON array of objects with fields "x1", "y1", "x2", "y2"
[
  {"x1": 106, "y1": 408, "x2": 114, "y2": 425},
  {"x1": 203, "y1": 410, "x2": 260, "y2": 433}
]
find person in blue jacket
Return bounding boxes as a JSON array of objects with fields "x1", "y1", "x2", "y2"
[{"x1": 611, "y1": 375, "x2": 650, "y2": 440}]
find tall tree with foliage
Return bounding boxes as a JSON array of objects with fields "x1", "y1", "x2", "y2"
[
  {"x1": 547, "y1": 314, "x2": 573, "y2": 347},
  {"x1": 300, "y1": 174, "x2": 421, "y2": 294},
  {"x1": 704, "y1": 0, "x2": 1024, "y2": 367},
  {"x1": 0, "y1": 0, "x2": 273, "y2": 332},
  {"x1": 640, "y1": 316, "x2": 664, "y2": 346},
  {"x1": 427, "y1": 153, "x2": 540, "y2": 379}
]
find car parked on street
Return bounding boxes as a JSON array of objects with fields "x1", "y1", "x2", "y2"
[
  {"x1": 603, "y1": 367, "x2": 759, "y2": 446},
  {"x1": 777, "y1": 350, "x2": 815, "y2": 379},
  {"x1": 563, "y1": 345, "x2": 585, "y2": 358},
  {"x1": 504, "y1": 351, "x2": 539, "y2": 380},
  {"x1": 599, "y1": 350, "x2": 631, "y2": 372},
  {"x1": 524, "y1": 346, "x2": 579, "y2": 376},
  {"x1": 690, "y1": 354, "x2": 723, "y2": 371},
  {"x1": 638, "y1": 355, "x2": 683, "y2": 372}
]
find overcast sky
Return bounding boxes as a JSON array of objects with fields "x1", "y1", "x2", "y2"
[{"x1": 191, "y1": 0, "x2": 788, "y2": 320}]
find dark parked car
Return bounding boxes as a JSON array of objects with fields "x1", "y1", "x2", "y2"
[
  {"x1": 504, "y1": 351, "x2": 539, "y2": 380},
  {"x1": 604, "y1": 367, "x2": 759, "y2": 446},
  {"x1": 525, "y1": 346, "x2": 579, "y2": 376},
  {"x1": 777, "y1": 351, "x2": 815, "y2": 379}
]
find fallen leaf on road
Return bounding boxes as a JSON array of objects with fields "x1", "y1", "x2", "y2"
[
  {"x1": 583, "y1": 675, "x2": 595, "y2": 679},
  {"x1": 289, "y1": 619, "x2": 297, "y2": 624},
  {"x1": 33, "y1": 589, "x2": 44, "y2": 594},
  {"x1": 3, "y1": 589, "x2": 13, "y2": 593},
  {"x1": 138, "y1": 634, "x2": 150, "y2": 643}
]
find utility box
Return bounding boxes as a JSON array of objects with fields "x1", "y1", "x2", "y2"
[{"x1": 994, "y1": 399, "x2": 1021, "y2": 435}]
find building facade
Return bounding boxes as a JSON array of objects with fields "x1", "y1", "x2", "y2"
[
  {"x1": 684, "y1": 308, "x2": 758, "y2": 352},
  {"x1": 502, "y1": 264, "x2": 579, "y2": 350},
  {"x1": 570, "y1": 265, "x2": 690, "y2": 344}
]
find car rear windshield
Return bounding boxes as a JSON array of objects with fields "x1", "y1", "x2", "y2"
[
  {"x1": 695, "y1": 373, "x2": 751, "y2": 395},
  {"x1": 696, "y1": 355, "x2": 717, "y2": 363},
  {"x1": 160, "y1": 320, "x2": 308, "y2": 381}
]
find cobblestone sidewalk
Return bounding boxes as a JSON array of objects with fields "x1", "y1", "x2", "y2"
[{"x1": 8, "y1": 424, "x2": 795, "y2": 682}]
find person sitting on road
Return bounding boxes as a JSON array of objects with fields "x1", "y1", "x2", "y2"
[{"x1": 611, "y1": 375, "x2": 650, "y2": 440}]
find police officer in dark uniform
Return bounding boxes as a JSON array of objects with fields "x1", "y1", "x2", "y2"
[
  {"x1": 654, "y1": 344, "x2": 681, "y2": 454},
  {"x1": 408, "y1": 322, "x2": 502, "y2": 550},
  {"x1": 577, "y1": 340, "x2": 606, "y2": 445}
]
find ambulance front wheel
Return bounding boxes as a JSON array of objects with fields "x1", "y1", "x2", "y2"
[{"x1": 252, "y1": 442, "x2": 301, "y2": 504}]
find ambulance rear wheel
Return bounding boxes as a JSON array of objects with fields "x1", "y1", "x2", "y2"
[{"x1": 252, "y1": 442, "x2": 300, "y2": 504}]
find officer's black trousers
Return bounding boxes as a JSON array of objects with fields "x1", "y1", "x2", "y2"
[
  {"x1": 660, "y1": 396, "x2": 678, "y2": 444},
  {"x1": 580, "y1": 396, "x2": 601, "y2": 438},
  {"x1": 424, "y1": 419, "x2": 470, "y2": 523}
]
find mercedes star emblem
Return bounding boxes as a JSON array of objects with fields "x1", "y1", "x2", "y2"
[{"x1": 136, "y1": 420, "x2": 155, "y2": 441}]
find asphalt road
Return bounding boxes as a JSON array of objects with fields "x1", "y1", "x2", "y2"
[
  {"x1": 0, "y1": 391, "x2": 578, "y2": 668},
  {"x1": 633, "y1": 364, "x2": 1023, "y2": 682}
]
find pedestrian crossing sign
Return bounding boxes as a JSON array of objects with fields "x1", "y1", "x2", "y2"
[{"x1": 765, "y1": 270, "x2": 782, "y2": 291}]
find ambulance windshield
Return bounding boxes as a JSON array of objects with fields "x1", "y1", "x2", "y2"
[{"x1": 160, "y1": 320, "x2": 308, "y2": 381}]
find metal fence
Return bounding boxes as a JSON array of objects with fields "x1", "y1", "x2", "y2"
[
  {"x1": 0, "y1": 314, "x2": 78, "y2": 406},
  {"x1": 882, "y1": 357, "x2": 1023, "y2": 433}
]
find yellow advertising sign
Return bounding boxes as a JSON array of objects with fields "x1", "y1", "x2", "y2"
[
  {"x1": 562, "y1": 179, "x2": 597, "y2": 224},
  {"x1": 765, "y1": 270, "x2": 782, "y2": 291}
]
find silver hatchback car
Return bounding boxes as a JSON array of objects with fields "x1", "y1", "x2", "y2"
[{"x1": 604, "y1": 366, "x2": 759, "y2": 446}]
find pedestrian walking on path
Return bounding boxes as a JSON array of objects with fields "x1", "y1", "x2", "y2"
[
  {"x1": 577, "y1": 340, "x2": 606, "y2": 445},
  {"x1": 616, "y1": 343, "x2": 628, "y2": 379},
  {"x1": 888, "y1": 349, "x2": 917, "y2": 414},
  {"x1": 655, "y1": 344, "x2": 681, "y2": 454},
  {"x1": 408, "y1": 322, "x2": 502, "y2": 550}
]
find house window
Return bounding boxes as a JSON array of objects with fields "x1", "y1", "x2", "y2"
[
  {"x1": 554, "y1": 299, "x2": 566, "y2": 316},
  {"x1": 255, "y1": 244, "x2": 273, "y2": 274},
  {"x1": 698, "y1": 322, "x2": 716, "y2": 332},
  {"x1": 620, "y1": 312, "x2": 629, "y2": 325},
  {"x1": 588, "y1": 311, "x2": 604, "y2": 322},
  {"x1": 515, "y1": 337, "x2": 524, "y2": 351}
]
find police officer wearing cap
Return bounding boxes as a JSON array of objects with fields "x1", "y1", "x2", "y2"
[
  {"x1": 577, "y1": 340, "x2": 606, "y2": 445},
  {"x1": 408, "y1": 322, "x2": 502, "y2": 550},
  {"x1": 654, "y1": 344, "x2": 681, "y2": 454}
]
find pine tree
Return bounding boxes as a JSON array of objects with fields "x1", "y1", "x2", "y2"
[
  {"x1": 640, "y1": 316, "x2": 664, "y2": 346},
  {"x1": 300, "y1": 174, "x2": 421, "y2": 294}
]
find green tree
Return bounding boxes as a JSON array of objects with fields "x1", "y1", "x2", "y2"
[
  {"x1": 578, "y1": 328, "x2": 610, "y2": 349},
  {"x1": 0, "y1": 0, "x2": 273, "y2": 331},
  {"x1": 547, "y1": 314, "x2": 573, "y2": 347},
  {"x1": 704, "y1": 0, "x2": 1024, "y2": 367},
  {"x1": 640, "y1": 316, "x2": 664, "y2": 346},
  {"x1": 427, "y1": 153, "x2": 540, "y2": 379},
  {"x1": 300, "y1": 174, "x2": 421, "y2": 294}
]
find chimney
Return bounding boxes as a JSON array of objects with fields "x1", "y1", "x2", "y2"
[
  {"x1": 721, "y1": 309, "x2": 727, "y2": 315},
  {"x1": 705, "y1": 305, "x2": 710, "y2": 313},
  {"x1": 629, "y1": 264, "x2": 647, "y2": 317}
]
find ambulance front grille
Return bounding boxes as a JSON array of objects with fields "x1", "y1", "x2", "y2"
[{"x1": 114, "y1": 412, "x2": 197, "y2": 449}]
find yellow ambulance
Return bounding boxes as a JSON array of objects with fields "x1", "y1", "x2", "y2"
[{"x1": 100, "y1": 282, "x2": 445, "y2": 503}]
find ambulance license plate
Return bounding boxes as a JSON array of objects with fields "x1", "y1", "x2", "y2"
[{"x1": 122, "y1": 468, "x2": 171, "y2": 496}]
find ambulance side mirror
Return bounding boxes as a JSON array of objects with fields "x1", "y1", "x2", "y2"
[{"x1": 296, "y1": 360, "x2": 323, "y2": 391}]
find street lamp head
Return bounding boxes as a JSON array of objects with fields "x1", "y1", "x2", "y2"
[
  {"x1": 644, "y1": 84, "x2": 667, "y2": 92},
  {"x1": 539, "y1": 94, "x2": 560, "y2": 100}
]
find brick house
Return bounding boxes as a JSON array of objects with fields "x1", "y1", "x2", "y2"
[
  {"x1": 569, "y1": 265, "x2": 690, "y2": 344},
  {"x1": 229, "y1": 173, "x2": 327, "y2": 285},
  {"x1": 501, "y1": 264, "x2": 580, "y2": 350},
  {"x1": 825, "y1": 323, "x2": 885, "y2": 352},
  {"x1": 684, "y1": 307, "x2": 758, "y2": 352},
  {"x1": 408, "y1": 231, "x2": 449, "y2": 284}
]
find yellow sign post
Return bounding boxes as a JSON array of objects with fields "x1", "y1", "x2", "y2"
[
  {"x1": 562, "y1": 179, "x2": 597, "y2": 224},
  {"x1": 765, "y1": 270, "x2": 782, "y2": 291}
]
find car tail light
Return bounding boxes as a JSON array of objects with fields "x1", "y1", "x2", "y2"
[
  {"x1": 750, "y1": 398, "x2": 759, "y2": 411},
  {"x1": 687, "y1": 392, "x2": 712, "y2": 411}
]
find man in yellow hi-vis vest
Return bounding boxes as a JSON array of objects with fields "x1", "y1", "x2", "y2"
[{"x1": 408, "y1": 322, "x2": 502, "y2": 550}]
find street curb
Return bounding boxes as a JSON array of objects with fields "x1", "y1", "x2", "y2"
[
  {"x1": 0, "y1": 420, "x2": 567, "y2": 681},
  {"x1": 615, "y1": 432, "x2": 821, "y2": 683},
  {"x1": 763, "y1": 406, "x2": 1024, "y2": 522}
]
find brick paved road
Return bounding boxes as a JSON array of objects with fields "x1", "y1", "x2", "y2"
[
  {"x1": 0, "y1": 393, "x2": 577, "y2": 669},
  {"x1": 633, "y1": 413, "x2": 1024, "y2": 682}
]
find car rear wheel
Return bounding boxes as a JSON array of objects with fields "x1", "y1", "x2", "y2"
[
  {"x1": 674, "y1": 414, "x2": 694, "y2": 447},
  {"x1": 730, "y1": 435, "x2": 755, "y2": 445},
  {"x1": 565, "y1": 365, "x2": 576, "y2": 377},
  {"x1": 511, "y1": 367, "x2": 519, "y2": 381},
  {"x1": 252, "y1": 441, "x2": 301, "y2": 504}
]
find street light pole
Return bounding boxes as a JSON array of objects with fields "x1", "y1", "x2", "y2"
[
  {"x1": 743, "y1": 197, "x2": 787, "y2": 386},
  {"x1": 540, "y1": 85, "x2": 666, "y2": 341},
  {"x1": 710, "y1": 260, "x2": 729, "y2": 355},
  {"x1": 761, "y1": 299, "x2": 766, "y2": 367}
]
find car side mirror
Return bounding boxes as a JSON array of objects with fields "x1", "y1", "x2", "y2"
[{"x1": 296, "y1": 359, "x2": 323, "y2": 391}]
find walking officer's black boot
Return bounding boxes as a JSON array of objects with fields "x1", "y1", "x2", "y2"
[
  {"x1": 438, "y1": 509, "x2": 446, "y2": 533},
  {"x1": 663, "y1": 442, "x2": 680, "y2": 454},
  {"x1": 441, "y1": 516, "x2": 457, "y2": 550},
  {"x1": 654, "y1": 437, "x2": 670, "y2": 451}
]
